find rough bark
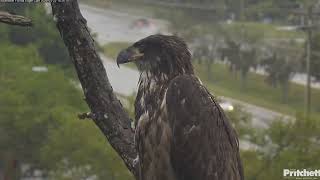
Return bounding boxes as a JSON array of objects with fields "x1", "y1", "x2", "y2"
[
  {"x1": 51, "y1": 1, "x2": 137, "y2": 176},
  {"x1": 0, "y1": 11, "x2": 32, "y2": 27}
]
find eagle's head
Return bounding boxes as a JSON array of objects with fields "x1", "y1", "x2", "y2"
[{"x1": 117, "y1": 35, "x2": 194, "y2": 79}]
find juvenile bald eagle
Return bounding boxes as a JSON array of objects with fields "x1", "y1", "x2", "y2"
[{"x1": 117, "y1": 35, "x2": 244, "y2": 180}]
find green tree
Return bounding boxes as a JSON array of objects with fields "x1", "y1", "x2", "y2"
[
  {"x1": 0, "y1": 43, "x2": 80, "y2": 178},
  {"x1": 261, "y1": 52, "x2": 300, "y2": 103},
  {"x1": 243, "y1": 115, "x2": 320, "y2": 180},
  {"x1": 219, "y1": 24, "x2": 262, "y2": 90},
  {"x1": 1, "y1": 4, "x2": 71, "y2": 67},
  {"x1": 220, "y1": 39, "x2": 258, "y2": 90},
  {"x1": 227, "y1": 104, "x2": 320, "y2": 180},
  {"x1": 41, "y1": 116, "x2": 133, "y2": 180},
  {"x1": 0, "y1": 44, "x2": 133, "y2": 179},
  {"x1": 193, "y1": 37, "x2": 218, "y2": 82}
]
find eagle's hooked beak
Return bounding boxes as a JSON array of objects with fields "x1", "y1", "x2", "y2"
[{"x1": 116, "y1": 47, "x2": 144, "y2": 67}]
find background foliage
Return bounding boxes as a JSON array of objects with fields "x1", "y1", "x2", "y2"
[{"x1": 0, "y1": 4, "x2": 133, "y2": 180}]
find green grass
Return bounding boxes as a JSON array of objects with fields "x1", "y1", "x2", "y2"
[
  {"x1": 103, "y1": 42, "x2": 320, "y2": 118},
  {"x1": 195, "y1": 63, "x2": 320, "y2": 117}
]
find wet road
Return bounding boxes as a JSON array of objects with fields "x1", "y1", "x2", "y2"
[{"x1": 80, "y1": 4, "x2": 169, "y2": 44}]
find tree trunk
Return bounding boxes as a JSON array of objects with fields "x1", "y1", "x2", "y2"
[
  {"x1": 51, "y1": 1, "x2": 138, "y2": 177},
  {"x1": 240, "y1": 70, "x2": 247, "y2": 91}
]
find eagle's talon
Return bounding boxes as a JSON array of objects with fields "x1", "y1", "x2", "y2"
[
  {"x1": 133, "y1": 155, "x2": 139, "y2": 167},
  {"x1": 78, "y1": 112, "x2": 96, "y2": 120}
]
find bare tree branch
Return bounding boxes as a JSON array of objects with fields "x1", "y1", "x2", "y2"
[
  {"x1": 0, "y1": 11, "x2": 32, "y2": 27},
  {"x1": 51, "y1": 0, "x2": 138, "y2": 177}
]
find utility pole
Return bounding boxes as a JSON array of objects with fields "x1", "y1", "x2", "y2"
[
  {"x1": 292, "y1": 2, "x2": 320, "y2": 119},
  {"x1": 238, "y1": 0, "x2": 244, "y2": 88},
  {"x1": 293, "y1": 3, "x2": 319, "y2": 119}
]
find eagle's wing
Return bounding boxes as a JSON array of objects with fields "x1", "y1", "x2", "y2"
[{"x1": 166, "y1": 75, "x2": 244, "y2": 180}]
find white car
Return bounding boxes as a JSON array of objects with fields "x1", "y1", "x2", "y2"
[{"x1": 219, "y1": 101, "x2": 234, "y2": 112}]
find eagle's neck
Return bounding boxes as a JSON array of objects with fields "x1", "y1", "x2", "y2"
[
  {"x1": 134, "y1": 71, "x2": 172, "y2": 125},
  {"x1": 138, "y1": 71, "x2": 171, "y2": 101},
  {"x1": 139, "y1": 71, "x2": 171, "y2": 88}
]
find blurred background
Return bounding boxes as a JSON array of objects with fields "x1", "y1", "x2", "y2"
[{"x1": 0, "y1": 0, "x2": 320, "y2": 179}]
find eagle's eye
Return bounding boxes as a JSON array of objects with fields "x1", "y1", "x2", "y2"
[{"x1": 134, "y1": 43, "x2": 146, "y2": 51}]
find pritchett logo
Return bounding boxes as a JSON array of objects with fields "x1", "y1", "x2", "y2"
[{"x1": 284, "y1": 169, "x2": 320, "y2": 179}]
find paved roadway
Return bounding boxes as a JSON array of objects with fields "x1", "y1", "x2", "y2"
[
  {"x1": 80, "y1": 4, "x2": 170, "y2": 44},
  {"x1": 79, "y1": 4, "x2": 291, "y2": 129}
]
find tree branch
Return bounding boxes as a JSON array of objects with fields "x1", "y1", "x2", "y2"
[
  {"x1": 51, "y1": 0, "x2": 138, "y2": 176},
  {"x1": 0, "y1": 11, "x2": 32, "y2": 27}
]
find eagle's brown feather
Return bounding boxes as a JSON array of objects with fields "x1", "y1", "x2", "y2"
[
  {"x1": 167, "y1": 75, "x2": 244, "y2": 180},
  {"x1": 118, "y1": 34, "x2": 243, "y2": 180}
]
